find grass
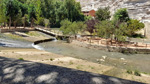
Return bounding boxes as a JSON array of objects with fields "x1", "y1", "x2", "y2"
[
  {"x1": 5, "y1": 33, "x2": 24, "y2": 40},
  {"x1": 89, "y1": 65, "x2": 95, "y2": 69},
  {"x1": 19, "y1": 58, "x2": 24, "y2": 60},
  {"x1": 76, "y1": 65, "x2": 83, "y2": 69},
  {"x1": 126, "y1": 69, "x2": 141, "y2": 76},
  {"x1": 134, "y1": 70, "x2": 141, "y2": 76},
  {"x1": 127, "y1": 69, "x2": 133, "y2": 74},
  {"x1": 103, "y1": 68, "x2": 123, "y2": 77},
  {"x1": 143, "y1": 72, "x2": 150, "y2": 75},
  {"x1": 25, "y1": 31, "x2": 41, "y2": 36},
  {"x1": 69, "y1": 61, "x2": 74, "y2": 65},
  {"x1": 58, "y1": 61, "x2": 64, "y2": 64}
]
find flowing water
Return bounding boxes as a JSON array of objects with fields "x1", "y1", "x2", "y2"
[
  {"x1": 0, "y1": 38, "x2": 32, "y2": 48},
  {"x1": 1, "y1": 32, "x2": 150, "y2": 73},
  {"x1": 37, "y1": 40, "x2": 150, "y2": 73}
]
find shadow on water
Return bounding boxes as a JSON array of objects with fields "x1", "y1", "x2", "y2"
[
  {"x1": 0, "y1": 43, "x2": 6, "y2": 47},
  {"x1": 0, "y1": 56, "x2": 144, "y2": 84}
]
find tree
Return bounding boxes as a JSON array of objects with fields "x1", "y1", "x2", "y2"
[
  {"x1": 84, "y1": 15, "x2": 93, "y2": 21},
  {"x1": 127, "y1": 19, "x2": 145, "y2": 36},
  {"x1": 76, "y1": 21, "x2": 87, "y2": 33},
  {"x1": 60, "y1": 19, "x2": 86, "y2": 38},
  {"x1": 5, "y1": 0, "x2": 21, "y2": 28},
  {"x1": 44, "y1": 19, "x2": 50, "y2": 28},
  {"x1": 0, "y1": 0, "x2": 7, "y2": 28},
  {"x1": 113, "y1": 8, "x2": 130, "y2": 22},
  {"x1": 68, "y1": 21, "x2": 86, "y2": 38},
  {"x1": 60, "y1": 19, "x2": 72, "y2": 35},
  {"x1": 95, "y1": 7, "x2": 110, "y2": 21},
  {"x1": 95, "y1": 20, "x2": 115, "y2": 39},
  {"x1": 114, "y1": 23, "x2": 128, "y2": 42},
  {"x1": 35, "y1": 0, "x2": 43, "y2": 25},
  {"x1": 22, "y1": 14, "x2": 28, "y2": 28},
  {"x1": 28, "y1": 4, "x2": 36, "y2": 27},
  {"x1": 63, "y1": 0, "x2": 84, "y2": 22},
  {"x1": 96, "y1": 20, "x2": 129, "y2": 44},
  {"x1": 86, "y1": 19, "x2": 99, "y2": 35},
  {"x1": 13, "y1": 9, "x2": 22, "y2": 28}
]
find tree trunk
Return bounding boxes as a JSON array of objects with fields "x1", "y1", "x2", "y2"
[
  {"x1": 14, "y1": 22, "x2": 17, "y2": 28},
  {"x1": 31, "y1": 18, "x2": 34, "y2": 28},
  {"x1": 31, "y1": 21, "x2": 33, "y2": 28},
  {"x1": 4, "y1": 22, "x2": 6, "y2": 28},
  {"x1": 23, "y1": 22, "x2": 25, "y2": 28},
  {"x1": 9, "y1": 17, "x2": 11, "y2": 29},
  {"x1": 23, "y1": 19, "x2": 26, "y2": 28},
  {"x1": 110, "y1": 38, "x2": 112, "y2": 45}
]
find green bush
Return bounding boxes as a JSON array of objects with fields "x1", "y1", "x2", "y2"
[
  {"x1": 19, "y1": 58, "x2": 24, "y2": 60},
  {"x1": 134, "y1": 70, "x2": 141, "y2": 76},
  {"x1": 69, "y1": 61, "x2": 73, "y2": 65},
  {"x1": 50, "y1": 58, "x2": 54, "y2": 61},
  {"x1": 127, "y1": 69, "x2": 133, "y2": 74}
]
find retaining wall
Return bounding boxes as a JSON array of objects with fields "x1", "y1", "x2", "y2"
[{"x1": 34, "y1": 38, "x2": 55, "y2": 45}]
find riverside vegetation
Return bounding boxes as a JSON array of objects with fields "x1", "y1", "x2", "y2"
[{"x1": 0, "y1": 0, "x2": 145, "y2": 43}]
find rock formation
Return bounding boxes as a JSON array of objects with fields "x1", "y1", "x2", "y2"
[{"x1": 76, "y1": 0, "x2": 150, "y2": 21}]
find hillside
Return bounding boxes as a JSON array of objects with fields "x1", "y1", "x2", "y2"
[{"x1": 76, "y1": 0, "x2": 150, "y2": 21}]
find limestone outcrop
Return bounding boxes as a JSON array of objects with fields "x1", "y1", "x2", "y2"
[{"x1": 76, "y1": 0, "x2": 150, "y2": 21}]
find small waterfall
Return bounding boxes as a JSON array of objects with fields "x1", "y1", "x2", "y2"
[
  {"x1": 32, "y1": 38, "x2": 57, "y2": 50},
  {"x1": 32, "y1": 43, "x2": 45, "y2": 50},
  {"x1": 53, "y1": 37, "x2": 57, "y2": 42}
]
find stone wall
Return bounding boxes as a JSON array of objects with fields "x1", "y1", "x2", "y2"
[
  {"x1": 34, "y1": 38, "x2": 55, "y2": 45},
  {"x1": 72, "y1": 40, "x2": 150, "y2": 54}
]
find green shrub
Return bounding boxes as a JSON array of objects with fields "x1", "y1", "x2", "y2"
[
  {"x1": 50, "y1": 58, "x2": 54, "y2": 61},
  {"x1": 134, "y1": 70, "x2": 141, "y2": 76},
  {"x1": 69, "y1": 61, "x2": 73, "y2": 65},
  {"x1": 127, "y1": 69, "x2": 132, "y2": 74},
  {"x1": 19, "y1": 58, "x2": 24, "y2": 60}
]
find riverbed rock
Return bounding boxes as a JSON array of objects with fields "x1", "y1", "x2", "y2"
[
  {"x1": 120, "y1": 58, "x2": 125, "y2": 61},
  {"x1": 100, "y1": 59, "x2": 105, "y2": 62},
  {"x1": 102, "y1": 56, "x2": 107, "y2": 59}
]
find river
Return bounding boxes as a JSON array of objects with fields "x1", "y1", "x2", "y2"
[
  {"x1": 37, "y1": 40, "x2": 150, "y2": 73},
  {"x1": 0, "y1": 33, "x2": 32, "y2": 48},
  {"x1": 0, "y1": 32, "x2": 150, "y2": 73}
]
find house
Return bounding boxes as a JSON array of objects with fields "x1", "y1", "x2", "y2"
[
  {"x1": 82, "y1": 9, "x2": 96, "y2": 17},
  {"x1": 81, "y1": 1, "x2": 97, "y2": 17}
]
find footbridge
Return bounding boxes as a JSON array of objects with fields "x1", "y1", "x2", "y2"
[
  {"x1": 0, "y1": 27, "x2": 69, "y2": 39},
  {"x1": 35, "y1": 27, "x2": 69, "y2": 39}
]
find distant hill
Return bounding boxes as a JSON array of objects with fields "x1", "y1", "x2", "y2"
[{"x1": 76, "y1": 0, "x2": 150, "y2": 21}]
